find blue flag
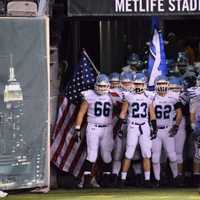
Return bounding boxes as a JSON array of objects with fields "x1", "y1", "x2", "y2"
[{"x1": 148, "y1": 28, "x2": 167, "y2": 88}]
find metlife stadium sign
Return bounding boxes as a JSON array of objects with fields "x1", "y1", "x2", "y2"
[{"x1": 68, "y1": 0, "x2": 200, "y2": 16}]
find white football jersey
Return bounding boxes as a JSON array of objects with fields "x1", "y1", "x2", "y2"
[
  {"x1": 145, "y1": 90, "x2": 156, "y2": 101},
  {"x1": 124, "y1": 92, "x2": 153, "y2": 124},
  {"x1": 153, "y1": 91, "x2": 179, "y2": 127},
  {"x1": 81, "y1": 90, "x2": 113, "y2": 125}
]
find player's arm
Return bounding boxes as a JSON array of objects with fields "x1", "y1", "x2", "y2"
[
  {"x1": 174, "y1": 103, "x2": 182, "y2": 127},
  {"x1": 149, "y1": 103, "x2": 156, "y2": 121},
  {"x1": 119, "y1": 100, "x2": 128, "y2": 120},
  {"x1": 149, "y1": 103, "x2": 157, "y2": 139},
  {"x1": 190, "y1": 97, "x2": 197, "y2": 130},
  {"x1": 74, "y1": 100, "x2": 88, "y2": 129},
  {"x1": 169, "y1": 102, "x2": 182, "y2": 137},
  {"x1": 115, "y1": 100, "x2": 128, "y2": 137}
]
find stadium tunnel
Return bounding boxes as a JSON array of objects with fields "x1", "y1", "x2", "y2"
[{"x1": 50, "y1": 0, "x2": 200, "y2": 188}]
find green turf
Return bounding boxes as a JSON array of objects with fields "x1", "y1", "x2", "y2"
[{"x1": 4, "y1": 188, "x2": 199, "y2": 200}]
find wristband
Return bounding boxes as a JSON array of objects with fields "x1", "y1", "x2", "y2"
[
  {"x1": 151, "y1": 119, "x2": 157, "y2": 131},
  {"x1": 119, "y1": 118, "x2": 126, "y2": 124}
]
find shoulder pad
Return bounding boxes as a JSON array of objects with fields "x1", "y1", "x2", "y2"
[{"x1": 81, "y1": 89, "x2": 94, "y2": 100}]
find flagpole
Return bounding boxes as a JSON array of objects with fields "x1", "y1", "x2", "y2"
[{"x1": 82, "y1": 49, "x2": 100, "y2": 75}]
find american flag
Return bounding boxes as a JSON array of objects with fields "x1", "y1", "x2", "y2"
[{"x1": 50, "y1": 51, "x2": 97, "y2": 177}]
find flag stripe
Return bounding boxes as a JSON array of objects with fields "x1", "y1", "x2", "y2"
[
  {"x1": 52, "y1": 98, "x2": 70, "y2": 139},
  {"x1": 50, "y1": 103, "x2": 76, "y2": 161},
  {"x1": 51, "y1": 105, "x2": 79, "y2": 163},
  {"x1": 59, "y1": 137, "x2": 76, "y2": 170},
  {"x1": 68, "y1": 138, "x2": 87, "y2": 173},
  {"x1": 60, "y1": 129, "x2": 84, "y2": 171},
  {"x1": 74, "y1": 151, "x2": 87, "y2": 177}
]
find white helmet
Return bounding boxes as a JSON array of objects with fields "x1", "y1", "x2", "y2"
[
  {"x1": 95, "y1": 74, "x2": 110, "y2": 95},
  {"x1": 120, "y1": 71, "x2": 133, "y2": 91},
  {"x1": 133, "y1": 73, "x2": 147, "y2": 93},
  {"x1": 109, "y1": 72, "x2": 120, "y2": 88},
  {"x1": 169, "y1": 77, "x2": 182, "y2": 93}
]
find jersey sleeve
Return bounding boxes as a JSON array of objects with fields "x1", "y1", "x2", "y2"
[
  {"x1": 168, "y1": 91, "x2": 181, "y2": 110},
  {"x1": 190, "y1": 96, "x2": 198, "y2": 114}
]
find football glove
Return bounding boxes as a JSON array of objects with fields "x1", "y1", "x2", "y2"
[
  {"x1": 169, "y1": 125, "x2": 179, "y2": 137},
  {"x1": 150, "y1": 119, "x2": 157, "y2": 140},
  {"x1": 150, "y1": 129, "x2": 157, "y2": 140},
  {"x1": 72, "y1": 128, "x2": 81, "y2": 143},
  {"x1": 114, "y1": 118, "x2": 126, "y2": 134}
]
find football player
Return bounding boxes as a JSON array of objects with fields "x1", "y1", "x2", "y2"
[
  {"x1": 122, "y1": 53, "x2": 143, "y2": 72},
  {"x1": 110, "y1": 71, "x2": 133, "y2": 185},
  {"x1": 73, "y1": 74, "x2": 114, "y2": 187},
  {"x1": 176, "y1": 52, "x2": 189, "y2": 75},
  {"x1": 109, "y1": 72, "x2": 120, "y2": 89},
  {"x1": 190, "y1": 75, "x2": 200, "y2": 187},
  {"x1": 119, "y1": 73, "x2": 157, "y2": 187},
  {"x1": 169, "y1": 77, "x2": 186, "y2": 180},
  {"x1": 152, "y1": 75, "x2": 182, "y2": 187}
]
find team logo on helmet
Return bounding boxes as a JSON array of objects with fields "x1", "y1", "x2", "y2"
[{"x1": 95, "y1": 74, "x2": 110, "y2": 95}]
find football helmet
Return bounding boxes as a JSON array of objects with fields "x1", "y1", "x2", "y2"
[
  {"x1": 196, "y1": 74, "x2": 200, "y2": 87},
  {"x1": 176, "y1": 52, "x2": 189, "y2": 74},
  {"x1": 109, "y1": 72, "x2": 120, "y2": 88},
  {"x1": 120, "y1": 71, "x2": 133, "y2": 91},
  {"x1": 169, "y1": 76, "x2": 182, "y2": 93},
  {"x1": 95, "y1": 74, "x2": 110, "y2": 95},
  {"x1": 186, "y1": 65, "x2": 195, "y2": 73},
  {"x1": 134, "y1": 73, "x2": 147, "y2": 93},
  {"x1": 183, "y1": 71, "x2": 196, "y2": 89},
  {"x1": 127, "y1": 53, "x2": 140, "y2": 66},
  {"x1": 155, "y1": 75, "x2": 169, "y2": 94},
  {"x1": 177, "y1": 52, "x2": 189, "y2": 66}
]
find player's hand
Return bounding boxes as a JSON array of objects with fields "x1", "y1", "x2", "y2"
[
  {"x1": 169, "y1": 125, "x2": 179, "y2": 137},
  {"x1": 72, "y1": 128, "x2": 81, "y2": 143},
  {"x1": 114, "y1": 118, "x2": 126, "y2": 134},
  {"x1": 150, "y1": 129, "x2": 157, "y2": 140}
]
